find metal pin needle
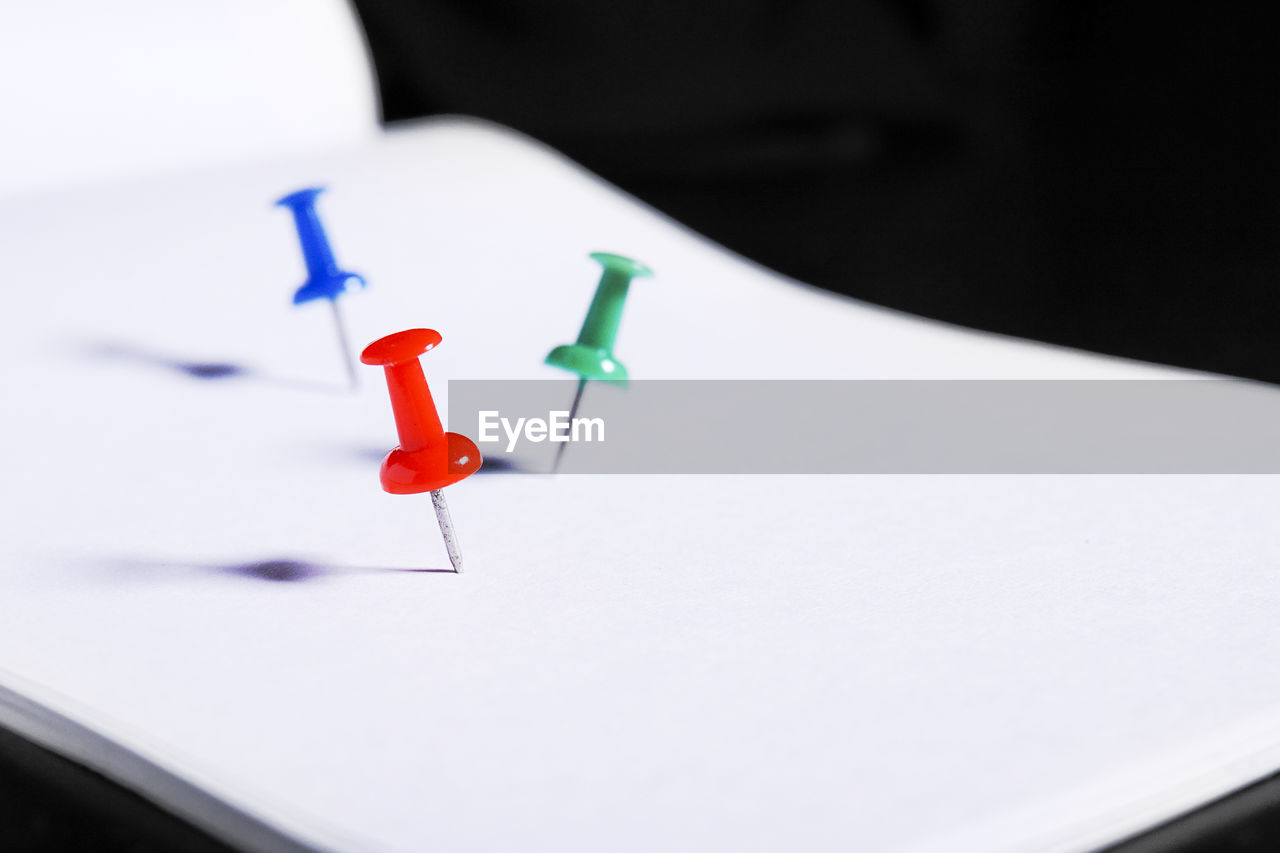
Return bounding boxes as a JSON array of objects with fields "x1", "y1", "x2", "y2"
[
  {"x1": 329, "y1": 300, "x2": 358, "y2": 389},
  {"x1": 552, "y1": 377, "x2": 587, "y2": 474},
  {"x1": 431, "y1": 488, "x2": 463, "y2": 572}
]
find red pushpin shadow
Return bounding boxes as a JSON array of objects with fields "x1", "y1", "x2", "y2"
[{"x1": 361, "y1": 329, "x2": 480, "y2": 570}]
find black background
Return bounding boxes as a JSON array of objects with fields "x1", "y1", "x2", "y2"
[
  {"x1": 356, "y1": 0, "x2": 1280, "y2": 381},
  {"x1": 5, "y1": 1, "x2": 1279, "y2": 850}
]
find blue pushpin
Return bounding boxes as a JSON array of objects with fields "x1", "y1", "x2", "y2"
[{"x1": 275, "y1": 186, "x2": 366, "y2": 387}]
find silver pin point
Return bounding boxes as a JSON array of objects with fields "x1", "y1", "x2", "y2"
[
  {"x1": 431, "y1": 488, "x2": 464, "y2": 573},
  {"x1": 329, "y1": 300, "x2": 358, "y2": 390},
  {"x1": 552, "y1": 378, "x2": 588, "y2": 474}
]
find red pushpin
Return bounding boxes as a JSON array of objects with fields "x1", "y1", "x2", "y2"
[{"x1": 361, "y1": 329, "x2": 481, "y2": 572}]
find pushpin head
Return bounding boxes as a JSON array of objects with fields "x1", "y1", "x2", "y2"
[
  {"x1": 361, "y1": 328, "x2": 441, "y2": 365},
  {"x1": 545, "y1": 252, "x2": 652, "y2": 386},
  {"x1": 544, "y1": 343, "x2": 628, "y2": 383},
  {"x1": 361, "y1": 329, "x2": 481, "y2": 494},
  {"x1": 275, "y1": 186, "x2": 366, "y2": 304},
  {"x1": 379, "y1": 434, "x2": 479, "y2": 494},
  {"x1": 588, "y1": 252, "x2": 652, "y2": 280}
]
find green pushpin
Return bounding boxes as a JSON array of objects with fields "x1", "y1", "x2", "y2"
[{"x1": 545, "y1": 252, "x2": 652, "y2": 472}]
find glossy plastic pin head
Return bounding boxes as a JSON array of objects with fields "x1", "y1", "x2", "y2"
[
  {"x1": 276, "y1": 186, "x2": 366, "y2": 304},
  {"x1": 545, "y1": 252, "x2": 652, "y2": 386},
  {"x1": 361, "y1": 329, "x2": 481, "y2": 494}
]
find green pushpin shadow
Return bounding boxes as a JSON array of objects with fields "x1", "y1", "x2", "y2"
[{"x1": 545, "y1": 252, "x2": 652, "y2": 386}]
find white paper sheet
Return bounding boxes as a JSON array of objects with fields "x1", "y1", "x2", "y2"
[
  {"x1": 0, "y1": 0, "x2": 375, "y2": 198},
  {"x1": 2, "y1": 118, "x2": 1278, "y2": 853}
]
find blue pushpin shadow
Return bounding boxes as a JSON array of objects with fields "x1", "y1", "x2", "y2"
[{"x1": 276, "y1": 186, "x2": 365, "y2": 387}]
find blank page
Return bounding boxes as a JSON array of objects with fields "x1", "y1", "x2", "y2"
[{"x1": 1, "y1": 119, "x2": 1277, "y2": 853}]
